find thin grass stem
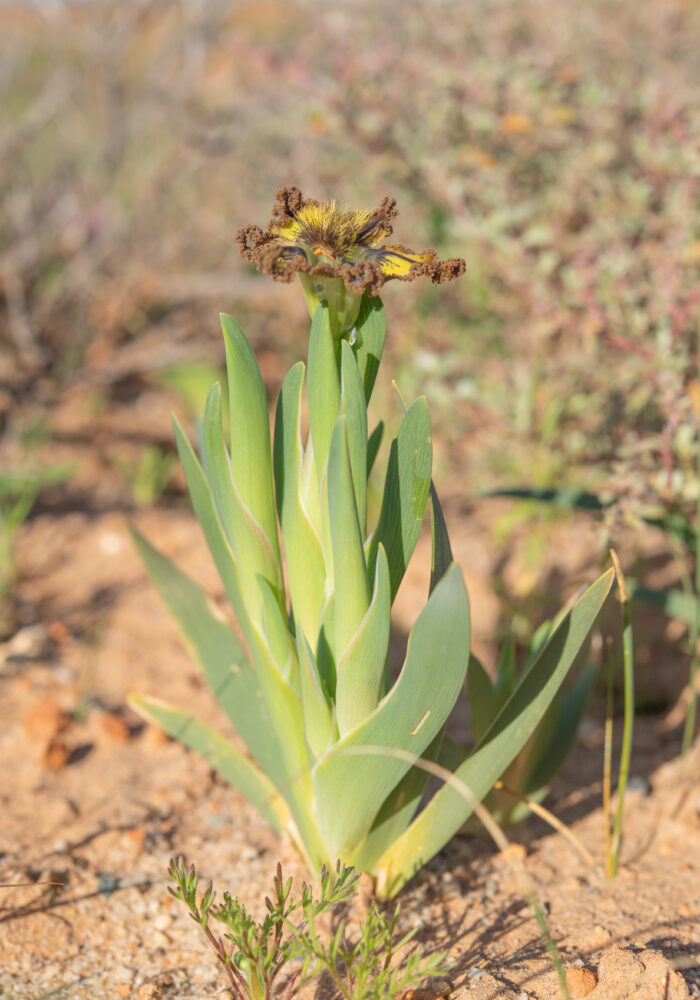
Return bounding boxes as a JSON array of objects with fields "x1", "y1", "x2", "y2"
[
  {"x1": 602, "y1": 635, "x2": 615, "y2": 877},
  {"x1": 667, "y1": 532, "x2": 699, "y2": 753},
  {"x1": 493, "y1": 780, "x2": 596, "y2": 867},
  {"x1": 608, "y1": 549, "x2": 635, "y2": 877},
  {"x1": 682, "y1": 318, "x2": 700, "y2": 752}
]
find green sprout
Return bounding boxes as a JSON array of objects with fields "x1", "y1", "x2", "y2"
[
  {"x1": 131, "y1": 188, "x2": 613, "y2": 897},
  {"x1": 167, "y1": 858, "x2": 450, "y2": 1000}
]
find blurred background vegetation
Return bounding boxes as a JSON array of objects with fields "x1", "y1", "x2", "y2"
[{"x1": 1, "y1": 0, "x2": 699, "y2": 714}]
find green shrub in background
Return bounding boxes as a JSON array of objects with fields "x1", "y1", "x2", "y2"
[{"x1": 130, "y1": 190, "x2": 613, "y2": 897}]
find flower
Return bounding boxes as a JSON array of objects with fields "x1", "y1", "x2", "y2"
[{"x1": 236, "y1": 186, "x2": 465, "y2": 335}]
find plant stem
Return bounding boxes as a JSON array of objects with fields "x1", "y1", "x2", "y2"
[
  {"x1": 608, "y1": 550, "x2": 635, "y2": 877},
  {"x1": 683, "y1": 318, "x2": 700, "y2": 753},
  {"x1": 602, "y1": 635, "x2": 614, "y2": 878},
  {"x1": 668, "y1": 532, "x2": 699, "y2": 753}
]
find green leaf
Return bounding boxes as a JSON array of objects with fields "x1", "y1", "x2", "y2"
[
  {"x1": 340, "y1": 340, "x2": 368, "y2": 534},
  {"x1": 130, "y1": 694, "x2": 290, "y2": 834},
  {"x1": 521, "y1": 662, "x2": 596, "y2": 797},
  {"x1": 312, "y1": 563, "x2": 469, "y2": 860},
  {"x1": 307, "y1": 303, "x2": 341, "y2": 487},
  {"x1": 220, "y1": 313, "x2": 280, "y2": 565},
  {"x1": 296, "y1": 628, "x2": 334, "y2": 760},
  {"x1": 142, "y1": 431, "x2": 320, "y2": 860},
  {"x1": 367, "y1": 398, "x2": 432, "y2": 602},
  {"x1": 494, "y1": 631, "x2": 516, "y2": 707},
  {"x1": 336, "y1": 544, "x2": 391, "y2": 735},
  {"x1": 374, "y1": 568, "x2": 614, "y2": 897},
  {"x1": 328, "y1": 416, "x2": 371, "y2": 661},
  {"x1": 174, "y1": 414, "x2": 280, "y2": 676},
  {"x1": 466, "y1": 654, "x2": 496, "y2": 747},
  {"x1": 352, "y1": 293, "x2": 386, "y2": 404},
  {"x1": 273, "y1": 363, "x2": 326, "y2": 645},
  {"x1": 202, "y1": 383, "x2": 282, "y2": 621},
  {"x1": 429, "y1": 481, "x2": 453, "y2": 594},
  {"x1": 352, "y1": 731, "x2": 444, "y2": 871},
  {"x1": 129, "y1": 526, "x2": 285, "y2": 786},
  {"x1": 367, "y1": 422, "x2": 384, "y2": 479},
  {"x1": 258, "y1": 575, "x2": 297, "y2": 682}
]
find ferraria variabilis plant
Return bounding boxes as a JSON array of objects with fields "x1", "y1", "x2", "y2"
[{"x1": 130, "y1": 189, "x2": 613, "y2": 897}]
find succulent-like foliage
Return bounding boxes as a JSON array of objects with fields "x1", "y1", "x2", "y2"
[{"x1": 131, "y1": 290, "x2": 613, "y2": 897}]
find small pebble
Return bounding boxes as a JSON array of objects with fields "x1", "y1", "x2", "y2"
[
  {"x1": 1, "y1": 624, "x2": 50, "y2": 663},
  {"x1": 149, "y1": 930, "x2": 170, "y2": 950},
  {"x1": 143, "y1": 724, "x2": 170, "y2": 748},
  {"x1": 125, "y1": 828, "x2": 147, "y2": 852},
  {"x1": 22, "y1": 698, "x2": 71, "y2": 743},
  {"x1": 99, "y1": 712, "x2": 132, "y2": 743},
  {"x1": 499, "y1": 842, "x2": 527, "y2": 863},
  {"x1": 97, "y1": 874, "x2": 120, "y2": 895},
  {"x1": 467, "y1": 968, "x2": 487, "y2": 980},
  {"x1": 98, "y1": 530, "x2": 125, "y2": 555},
  {"x1": 43, "y1": 738, "x2": 70, "y2": 771},
  {"x1": 626, "y1": 774, "x2": 651, "y2": 796},
  {"x1": 565, "y1": 967, "x2": 598, "y2": 998},
  {"x1": 137, "y1": 986, "x2": 162, "y2": 1000}
]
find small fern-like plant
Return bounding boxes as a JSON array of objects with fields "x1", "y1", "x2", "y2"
[{"x1": 167, "y1": 858, "x2": 451, "y2": 1000}]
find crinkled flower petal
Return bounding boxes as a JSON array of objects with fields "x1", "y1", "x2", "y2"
[{"x1": 236, "y1": 186, "x2": 466, "y2": 297}]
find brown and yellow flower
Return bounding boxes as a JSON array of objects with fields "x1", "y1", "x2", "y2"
[{"x1": 236, "y1": 186, "x2": 465, "y2": 336}]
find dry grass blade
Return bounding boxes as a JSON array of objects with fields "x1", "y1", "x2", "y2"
[{"x1": 492, "y1": 780, "x2": 597, "y2": 867}]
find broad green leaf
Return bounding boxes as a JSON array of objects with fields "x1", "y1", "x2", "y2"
[
  {"x1": 374, "y1": 568, "x2": 614, "y2": 897},
  {"x1": 273, "y1": 363, "x2": 326, "y2": 644},
  {"x1": 220, "y1": 313, "x2": 280, "y2": 564},
  {"x1": 340, "y1": 340, "x2": 368, "y2": 534},
  {"x1": 336, "y1": 544, "x2": 391, "y2": 735},
  {"x1": 467, "y1": 654, "x2": 496, "y2": 746},
  {"x1": 307, "y1": 303, "x2": 341, "y2": 488},
  {"x1": 328, "y1": 416, "x2": 371, "y2": 661},
  {"x1": 352, "y1": 731, "x2": 444, "y2": 871},
  {"x1": 130, "y1": 694, "x2": 290, "y2": 835},
  {"x1": 521, "y1": 663, "x2": 596, "y2": 797},
  {"x1": 429, "y1": 482, "x2": 453, "y2": 594},
  {"x1": 258, "y1": 575, "x2": 297, "y2": 682},
  {"x1": 367, "y1": 422, "x2": 384, "y2": 478},
  {"x1": 352, "y1": 293, "x2": 386, "y2": 403},
  {"x1": 494, "y1": 632, "x2": 516, "y2": 707},
  {"x1": 150, "y1": 426, "x2": 319, "y2": 856},
  {"x1": 312, "y1": 563, "x2": 469, "y2": 859},
  {"x1": 367, "y1": 398, "x2": 432, "y2": 602},
  {"x1": 202, "y1": 383, "x2": 282, "y2": 620},
  {"x1": 174, "y1": 415, "x2": 292, "y2": 686},
  {"x1": 296, "y1": 628, "x2": 334, "y2": 760},
  {"x1": 173, "y1": 414, "x2": 250, "y2": 642},
  {"x1": 316, "y1": 596, "x2": 337, "y2": 698},
  {"x1": 129, "y1": 526, "x2": 285, "y2": 786}
]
